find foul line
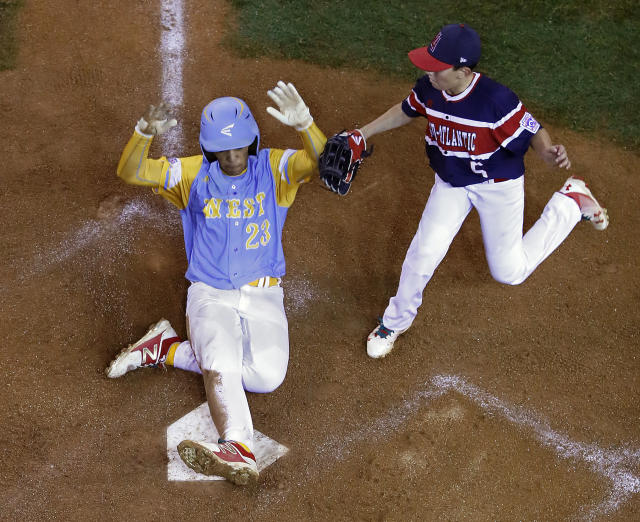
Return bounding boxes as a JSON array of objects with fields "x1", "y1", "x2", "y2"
[
  {"x1": 19, "y1": 1, "x2": 186, "y2": 278},
  {"x1": 302, "y1": 375, "x2": 639, "y2": 520},
  {"x1": 432, "y1": 375, "x2": 640, "y2": 520},
  {"x1": 22, "y1": 199, "x2": 179, "y2": 277},
  {"x1": 160, "y1": 0, "x2": 185, "y2": 155}
]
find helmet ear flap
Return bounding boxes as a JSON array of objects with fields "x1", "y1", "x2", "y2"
[
  {"x1": 248, "y1": 138, "x2": 258, "y2": 157},
  {"x1": 202, "y1": 149, "x2": 217, "y2": 163}
]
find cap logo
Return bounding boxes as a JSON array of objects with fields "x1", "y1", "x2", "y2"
[
  {"x1": 429, "y1": 31, "x2": 442, "y2": 52},
  {"x1": 221, "y1": 123, "x2": 234, "y2": 136}
]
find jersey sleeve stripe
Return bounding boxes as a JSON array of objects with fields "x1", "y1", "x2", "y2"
[
  {"x1": 493, "y1": 105, "x2": 529, "y2": 144},
  {"x1": 491, "y1": 102, "x2": 524, "y2": 129},
  {"x1": 407, "y1": 91, "x2": 427, "y2": 116},
  {"x1": 497, "y1": 125, "x2": 528, "y2": 149},
  {"x1": 301, "y1": 128, "x2": 320, "y2": 159},
  {"x1": 134, "y1": 139, "x2": 153, "y2": 184},
  {"x1": 278, "y1": 149, "x2": 296, "y2": 183}
]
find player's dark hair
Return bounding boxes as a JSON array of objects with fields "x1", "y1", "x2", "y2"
[
  {"x1": 248, "y1": 137, "x2": 258, "y2": 157},
  {"x1": 203, "y1": 149, "x2": 217, "y2": 163},
  {"x1": 454, "y1": 63, "x2": 477, "y2": 71}
]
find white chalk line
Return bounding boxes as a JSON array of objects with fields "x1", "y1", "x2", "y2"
[
  {"x1": 19, "y1": 197, "x2": 321, "y2": 312},
  {"x1": 24, "y1": 198, "x2": 180, "y2": 277},
  {"x1": 18, "y1": 0, "x2": 186, "y2": 280},
  {"x1": 284, "y1": 275, "x2": 330, "y2": 317},
  {"x1": 432, "y1": 375, "x2": 640, "y2": 520},
  {"x1": 258, "y1": 374, "x2": 639, "y2": 520},
  {"x1": 160, "y1": 0, "x2": 185, "y2": 156}
]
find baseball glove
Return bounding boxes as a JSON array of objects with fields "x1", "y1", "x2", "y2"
[{"x1": 318, "y1": 129, "x2": 373, "y2": 195}]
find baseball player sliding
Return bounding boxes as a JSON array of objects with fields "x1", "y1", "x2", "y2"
[
  {"x1": 106, "y1": 82, "x2": 326, "y2": 485},
  {"x1": 351, "y1": 23, "x2": 609, "y2": 358}
]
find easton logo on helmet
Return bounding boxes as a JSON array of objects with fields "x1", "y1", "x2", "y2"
[{"x1": 221, "y1": 123, "x2": 235, "y2": 136}]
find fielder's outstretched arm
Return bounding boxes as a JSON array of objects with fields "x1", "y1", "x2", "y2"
[{"x1": 359, "y1": 102, "x2": 413, "y2": 141}]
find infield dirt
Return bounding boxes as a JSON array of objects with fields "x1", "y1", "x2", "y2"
[{"x1": 1, "y1": 1, "x2": 638, "y2": 520}]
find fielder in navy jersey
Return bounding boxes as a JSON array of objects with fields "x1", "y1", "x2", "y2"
[
  {"x1": 359, "y1": 23, "x2": 609, "y2": 359},
  {"x1": 105, "y1": 82, "x2": 327, "y2": 485}
]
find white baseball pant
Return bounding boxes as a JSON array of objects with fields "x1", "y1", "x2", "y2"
[
  {"x1": 173, "y1": 281, "x2": 289, "y2": 448},
  {"x1": 382, "y1": 173, "x2": 582, "y2": 331}
]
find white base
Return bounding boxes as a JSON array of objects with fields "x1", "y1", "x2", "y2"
[{"x1": 167, "y1": 402, "x2": 289, "y2": 481}]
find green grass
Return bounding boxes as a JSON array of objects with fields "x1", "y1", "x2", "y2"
[
  {"x1": 228, "y1": 0, "x2": 639, "y2": 150},
  {"x1": 0, "y1": 0, "x2": 22, "y2": 70}
]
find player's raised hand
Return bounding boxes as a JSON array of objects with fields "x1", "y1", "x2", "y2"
[
  {"x1": 137, "y1": 102, "x2": 178, "y2": 136},
  {"x1": 266, "y1": 81, "x2": 313, "y2": 131}
]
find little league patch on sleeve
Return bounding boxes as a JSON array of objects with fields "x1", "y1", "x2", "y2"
[
  {"x1": 165, "y1": 157, "x2": 182, "y2": 189},
  {"x1": 519, "y1": 112, "x2": 540, "y2": 134}
]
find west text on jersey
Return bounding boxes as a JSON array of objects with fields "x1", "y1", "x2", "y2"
[{"x1": 202, "y1": 192, "x2": 267, "y2": 219}]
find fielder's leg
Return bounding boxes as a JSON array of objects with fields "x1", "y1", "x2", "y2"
[
  {"x1": 368, "y1": 174, "x2": 473, "y2": 358},
  {"x1": 472, "y1": 177, "x2": 582, "y2": 285}
]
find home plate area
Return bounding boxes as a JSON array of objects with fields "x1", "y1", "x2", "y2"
[{"x1": 167, "y1": 402, "x2": 289, "y2": 481}]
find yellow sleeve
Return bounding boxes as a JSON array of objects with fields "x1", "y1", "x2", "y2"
[
  {"x1": 116, "y1": 128, "x2": 202, "y2": 210},
  {"x1": 268, "y1": 122, "x2": 327, "y2": 207}
]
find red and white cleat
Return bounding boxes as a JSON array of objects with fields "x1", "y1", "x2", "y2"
[
  {"x1": 105, "y1": 319, "x2": 180, "y2": 378},
  {"x1": 177, "y1": 439, "x2": 259, "y2": 485},
  {"x1": 560, "y1": 176, "x2": 609, "y2": 230}
]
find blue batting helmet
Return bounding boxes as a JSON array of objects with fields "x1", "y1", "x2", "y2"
[{"x1": 199, "y1": 97, "x2": 260, "y2": 156}]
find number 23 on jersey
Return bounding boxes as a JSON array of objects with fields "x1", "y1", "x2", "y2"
[{"x1": 202, "y1": 192, "x2": 272, "y2": 250}]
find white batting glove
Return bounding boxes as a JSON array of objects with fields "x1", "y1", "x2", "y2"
[
  {"x1": 266, "y1": 81, "x2": 313, "y2": 131},
  {"x1": 136, "y1": 102, "x2": 178, "y2": 136}
]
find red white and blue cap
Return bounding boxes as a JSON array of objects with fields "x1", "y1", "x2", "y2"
[{"x1": 408, "y1": 23, "x2": 481, "y2": 71}]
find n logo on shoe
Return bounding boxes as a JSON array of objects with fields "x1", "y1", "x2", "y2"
[
  {"x1": 142, "y1": 343, "x2": 161, "y2": 364},
  {"x1": 137, "y1": 332, "x2": 165, "y2": 364}
]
